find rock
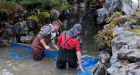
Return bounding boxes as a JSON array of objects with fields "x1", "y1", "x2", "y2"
[
  {"x1": 94, "y1": 0, "x2": 139, "y2": 24},
  {"x1": 119, "y1": 31, "x2": 134, "y2": 37},
  {"x1": 107, "y1": 61, "x2": 140, "y2": 75},
  {"x1": 121, "y1": 0, "x2": 139, "y2": 16},
  {"x1": 117, "y1": 49, "x2": 140, "y2": 63},
  {"x1": 106, "y1": 0, "x2": 139, "y2": 16},
  {"x1": 123, "y1": 20, "x2": 136, "y2": 30},
  {"x1": 109, "y1": 48, "x2": 140, "y2": 75},
  {"x1": 123, "y1": 22, "x2": 133, "y2": 30},
  {"x1": 127, "y1": 41, "x2": 137, "y2": 49},
  {"x1": 98, "y1": 51, "x2": 111, "y2": 64},
  {"x1": 97, "y1": 8, "x2": 108, "y2": 24},
  {"x1": 128, "y1": 61, "x2": 140, "y2": 69},
  {"x1": 114, "y1": 26, "x2": 124, "y2": 35},
  {"x1": 107, "y1": 61, "x2": 128, "y2": 75},
  {"x1": 20, "y1": 35, "x2": 34, "y2": 43},
  {"x1": 112, "y1": 36, "x2": 139, "y2": 54},
  {"x1": 110, "y1": 35, "x2": 140, "y2": 64},
  {"x1": 114, "y1": 26, "x2": 134, "y2": 36},
  {"x1": 136, "y1": 39, "x2": 140, "y2": 48}
]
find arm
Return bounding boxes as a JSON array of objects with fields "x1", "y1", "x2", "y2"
[
  {"x1": 53, "y1": 45, "x2": 59, "y2": 50},
  {"x1": 40, "y1": 38, "x2": 50, "y2": 50},
  {"x1": 38, "y1": 26, "x2": 51, "y2": 50},
  {"x1": 76, "y1": 51, "x2": 84, "y2": 71},
  {"x1": 76, "y1": 39, "x2": 84, "y2": 71}
]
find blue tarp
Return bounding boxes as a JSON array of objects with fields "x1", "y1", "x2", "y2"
[{"x1": 8, "y1": 43, "x2": 98, "y2": 75}]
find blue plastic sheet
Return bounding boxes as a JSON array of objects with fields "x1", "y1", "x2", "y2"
[
  {"x1": 8, "y1": 47, "x2": 32, "y2": 61},
  {"x1": 10, "y1": 43, "x2": 57, "y2": 59},
  {"x1": 78, "y1": 71, "x2": 92, "y2": 75},
  {"x1": 10, "y1": 43, "x2": 98, "y2": 75},
  {"x1": 77, "y1": 56, "x2": 98, "y2": 75},
  {"x1": 44, "y1": 50, "x2": 58, "y2": 59}
]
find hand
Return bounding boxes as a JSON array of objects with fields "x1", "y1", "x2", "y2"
[
  {"x1": 79, "y1": 65, "x2": 84, "y2": 72},
  {"x1": 54, "y1": 45, "x2": 59, "y2": 50},
  {"x1": 45, "y1": 46, "x2": 50, "y2": 50}
]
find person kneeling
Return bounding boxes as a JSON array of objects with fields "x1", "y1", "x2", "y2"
[{"x1": 57, "y1": 27, "x2": 83, "y2": 71}]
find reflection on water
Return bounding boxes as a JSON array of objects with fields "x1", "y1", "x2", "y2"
[{"x1": 0, "y1": 48, "x2": 76, "y2": 75}]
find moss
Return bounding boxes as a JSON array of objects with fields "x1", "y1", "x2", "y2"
[
  {"x1": 40, "y1": 11, "x2": 50, "y2": 18},
  {"x1": 106, "y1": 11, "x2": 122, "y2": 23},
  {"x1": 28, "y1": 15, "x2": 39, "y2": 22},
  {"x1": 129, "y1": 27, "x2": 140, "y2": 36}
]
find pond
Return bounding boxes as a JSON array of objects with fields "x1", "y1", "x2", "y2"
[{"x1": 0, "y1": 47, "x2": 77, "y2": 75}]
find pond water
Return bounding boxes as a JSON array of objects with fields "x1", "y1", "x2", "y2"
[{"x1": 0, "y1": 47, "x2": 77, "y2": 75}]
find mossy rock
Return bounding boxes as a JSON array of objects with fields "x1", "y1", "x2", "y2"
[
  {"x1": 28, "y1": 15, "x2": 39, "y2": 22},
  {"x1": 40, "y1": 11, "x2": 50, "y2": 18},
  {"x1": 129, "y1": 26, "x2": 140, "y2": 36},
  {"x1": 106, "y1": 11, "x2": 122, "y2": 23}
]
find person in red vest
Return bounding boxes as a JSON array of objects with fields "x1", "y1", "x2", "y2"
[
  {"x1": 56, "y1": 24, "x2": 83, "y2": 71},
  {"x1": 32, "y1": 20, "x2": 61, "y2": 61}
]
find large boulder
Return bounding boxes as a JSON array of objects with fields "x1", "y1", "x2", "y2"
[
  {"x1": 107, "y1": 61, "x2": 140, "y2": 75},
  {"x1": 105, "y1": 0, "x2": 139, "y2": 16},
  {"x1": 110, "y1": 35, "x2": 140, "y2": 64},
  {"x1": 121, "y1": 0, "x2": 139, "y2": 16},
  {"x1": 108, "y1": 48, "x2": 140, "y2": 75},
  {"x1": 109, "y1": 34, "x2": 140, "y2": 75},
  {"x1": 118, "y1": 49, "x2": 140, "y2": 63},
  {"x1": 108, "y1": 49, "x2": 140, "y2": 75},
  {"x1": 111, "y1": 35, "x2": 138, "y2": 54}
]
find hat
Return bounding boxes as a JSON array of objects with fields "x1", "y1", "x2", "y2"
[
  {"x1": 68, "y1": 28, "x2": 78, "y2": 37},
  {"x1": 73, "y1": 24, "x2": 82, "y2": 31}
]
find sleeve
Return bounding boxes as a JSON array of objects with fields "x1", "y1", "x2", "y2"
[
  {"x1": 38, "y1": 26, "x2": 51, "y2": 40},
  {"x1": 75, "y1": 39, "x2": 81, "y2": 51}
]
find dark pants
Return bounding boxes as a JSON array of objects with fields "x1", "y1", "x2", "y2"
[
  {"x1": 32, "y1": 48, "x2": 45, "y2": 61},
  {"x1": 56, "y1": 48, "x2": 77, "y2": 69}
]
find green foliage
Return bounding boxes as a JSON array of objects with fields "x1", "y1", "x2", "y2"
[
  {"x1": 28, "y1": 15, "x2": 39, "y2": 22},
  {"x1": 0, "y1": 1, "x2": 16, "y2": 14},
  {"x1": 136, "y1": 18, "x2": 140, "y2": 25},
  {"x1": 87, "y1": 0, "x2": 105, "y2": 7},
  {"x1": 0, "y1": 0, "x2": 69, "y2": 14},
  {"x1": 40, "y1": 11, "x2": 50, "y2": 18},
  {"x1": 96, "y1": 24, "x2": 116, "y2": 51},
  {"x1": 129, "y1": 27, "x2": 140, "y2": 36},
  {"x1": 106, "y1": 11, "x2": 131, "y2": 27},
  {"x1": 96, "y1": 11, "x2": 132, "y2": 51},
  {"x1": 106, "y1": 11, "x2": 122, "y2": 23}
]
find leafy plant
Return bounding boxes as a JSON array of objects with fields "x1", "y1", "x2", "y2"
[
  {"x1": 96, "y1": 24, "x2": 116, "y2": 51},
  {"x1": 106, "y1": 11, "x2": 122, "y2": 23}
]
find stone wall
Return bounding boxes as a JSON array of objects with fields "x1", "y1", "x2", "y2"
[{"x1": 107, "y1": 21, "x2": 140, "y2": 75}]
